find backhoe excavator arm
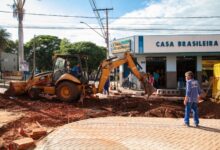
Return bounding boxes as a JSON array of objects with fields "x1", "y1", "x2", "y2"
[{"x1": 97, "y1": 52, "x2": 152, "y2": 96}]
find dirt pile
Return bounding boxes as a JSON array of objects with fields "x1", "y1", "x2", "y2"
[{"x1": 199, "y1": 100, "x2": 220, "y2": 119}]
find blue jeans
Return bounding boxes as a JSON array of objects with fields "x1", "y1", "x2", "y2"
[{"x1": 184, "y1": 102, "x2": 199, "y2": 125}]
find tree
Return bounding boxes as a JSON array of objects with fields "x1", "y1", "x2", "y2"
[
  {"x1": 25, "y1": 35, "x2": 61, "y2": 71},
  {"x1": 59, "y1": 38, "x2": 73, "y2": 54},
  {"x1": 12, "y1": 0, "x2": 25, "y2": 70},
  {"x1": 4, "y1": 40, "x2": 18, "y2": 54},
  {"x1": 67, "y1": 41, "x2": 106, "y2": 73},
  {"x1": 0, "y1": 28, "x2": 11, "y2": 51}
]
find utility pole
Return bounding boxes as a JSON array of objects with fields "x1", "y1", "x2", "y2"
[
  {"x1": 33, "y1": 35, "x2": 36, "y2": 75},
  {"x1": 94, "y1": 8, "x2": 113, "y2": 58},
  {"x1": 95, "y1": 8, "x2": 115, "y2": 89}
]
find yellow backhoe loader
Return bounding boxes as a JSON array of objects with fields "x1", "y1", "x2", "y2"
[
  {"x1": 5, "y1": 52, "x2": 154, "y2": 102},
  {"x1": 96, "y1": 52, "x2": 154, "y2": 96}
]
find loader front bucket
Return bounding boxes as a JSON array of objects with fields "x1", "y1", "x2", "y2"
[{"x1": 4, "y1": 81, "x2": 27, "y2": 96}]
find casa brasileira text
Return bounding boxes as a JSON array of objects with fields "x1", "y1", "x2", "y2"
[{"x1": 156, "y1": 40, "x2": 219, "y2": 47}]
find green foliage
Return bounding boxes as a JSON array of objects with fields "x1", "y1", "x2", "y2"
[
  {"x1": 12, "y1": 0, "x2": 25, "y2": 21},
  {"x1": 25, "y1": 35, "x2": 61, "y2": 71},
  {"x1": 59, "y1": 38, "x2": 72, "y2": 54},
  {"x1": 65, "y1": 41, "x2": 106, "y2": 73},
  {"x1": 24, "y1": 36, "x2": 105, "y2": 73},
  {"x1": 4, "y1": 40, "x2": 18, "y2": 54},
  {"x1": 0, "y1": 28, "x2": 11, "y2": 51}
]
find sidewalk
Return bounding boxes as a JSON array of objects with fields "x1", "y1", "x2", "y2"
[{"x1": 35, "y1": 117, "x2": 220, "y2": 150}]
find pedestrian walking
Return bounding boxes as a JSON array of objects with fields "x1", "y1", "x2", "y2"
[
  {"x1": 184, "y1": 71, "x2": 201, "y2": 127},
  {"x1": 104, "y1": 78, "x2": 110, "y2": 95}
]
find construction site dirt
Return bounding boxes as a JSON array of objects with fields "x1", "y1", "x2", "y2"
[{"x1": 0, "y1": 94, "x2": 220, "y2": 149}]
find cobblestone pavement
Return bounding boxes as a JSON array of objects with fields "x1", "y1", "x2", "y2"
[{"x1": 35, "y1": 117, "x2": 220, "y2": 150}]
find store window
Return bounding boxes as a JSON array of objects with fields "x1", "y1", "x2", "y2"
[
  {"x1": 146, "y1": 57, "x2": 166, "y2": 88},
  {"x1": 177, "y1": 56, "x2": 197, "y2": 88}
]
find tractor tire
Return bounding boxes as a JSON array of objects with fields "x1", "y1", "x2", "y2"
[
  {"x1": 56, "y1": 81, "x2": 80, "y2": 102},
  {"x1": 28, "y1": 88, "x2": 41, "y2": 100}
]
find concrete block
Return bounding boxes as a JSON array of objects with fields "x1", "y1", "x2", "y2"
[
  {"x1": 30, "y1": 128, "x2": 47, "y2": 140},
  {"x1": 157, "y1": 89, "x2": 181, "y2": 96},
  {"x1": 18, "y1": 128, "x2": 29, "y2": 137},
  {"x1": 11, "y1": 138, "x2": 35, "y2": 150},
  {"x1": 101, "y1": 107, "x2": 113, "y2": 112},
  {"x1": 135, "y1": 92, "x2": 143, "y2": 96}
]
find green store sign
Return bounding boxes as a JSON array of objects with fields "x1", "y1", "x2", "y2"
[{"x1": 112, "y1": 39, "x2": 131, "y2": 53}]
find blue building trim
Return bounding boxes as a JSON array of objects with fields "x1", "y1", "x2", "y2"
[{"x1": 138, "y1": 36, "x2": 144, "y2": 53}]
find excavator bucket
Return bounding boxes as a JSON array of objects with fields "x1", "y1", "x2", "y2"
[
  {"x1": 4, "y1": 81, "x2": 27, "y2": 96},
  {"x1": 144, "y1": 82, "x2": 156, "y2": 98}
]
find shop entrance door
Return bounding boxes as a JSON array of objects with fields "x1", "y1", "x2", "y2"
[
  {"x1": 177, "y1": 56, "x2": 197, "y2": 87},
  {"x1": 146, "y1": 57, "x2": 166, "y2": 88}
]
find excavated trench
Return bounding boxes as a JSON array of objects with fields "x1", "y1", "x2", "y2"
[{"x1": 0, "y1": 94, "x2": 220, "y2": 148}]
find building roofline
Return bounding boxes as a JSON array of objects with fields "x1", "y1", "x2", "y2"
[
  {"x1": 110, "y1": 36, "x2": 135, "y2": 42},
  {"x1": 133, "y1": 52, "x2": 220, "y2": 56},
  {"x1": 133, "y1": 34, "x2": 220, "y2": 37},
  {"x1": 111, "y1": 34, "x2": 220, "y2": 42}
]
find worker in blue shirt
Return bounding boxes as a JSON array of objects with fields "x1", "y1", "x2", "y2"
[
  {"x1": 71, "y1": 64, "x2": 81, "y2": 78},
  {"x1": 184, "y1": 71, "x2": 201, "y2": 127},
  {"x1": 104, "y1": 78, "x2": 110, "y2": 95}
]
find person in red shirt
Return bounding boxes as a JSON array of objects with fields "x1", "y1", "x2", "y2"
[{"x1": 148, "y1": 73, "x2": 154, "y2": 86}]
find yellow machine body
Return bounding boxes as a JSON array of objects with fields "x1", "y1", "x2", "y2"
[{"x1": 6, "y1": 52, "x2": 154, "y2": 101}]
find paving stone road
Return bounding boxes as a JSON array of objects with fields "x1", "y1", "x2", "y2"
[{"x1": 35, "y1": 117, "x2": 220, "y2": 150}]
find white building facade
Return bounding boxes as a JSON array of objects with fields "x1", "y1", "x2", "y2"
[
  {"x1": 111, "y1": 34, "x2": 220, "y2": 89},
  {"x1": 1, "y1": 52, "x2": 18, "y2": 71}
]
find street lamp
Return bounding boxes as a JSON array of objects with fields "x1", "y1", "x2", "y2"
[
  {"x1": 80, "y1": 21, "x2": 109, "y2": 58},
  {"x1": 33, "y1": 35, "x2": 36, "y2": 75},
  {"x1": 80, "y1": 21, "x2": 116, "y2": 89},
  {"x1": 80, "y1": 22, "x2": 105, "y2": 39}
]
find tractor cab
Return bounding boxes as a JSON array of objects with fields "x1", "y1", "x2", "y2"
[{"x1": 52, "y1": 54, "x2": 89, "y2": 84}]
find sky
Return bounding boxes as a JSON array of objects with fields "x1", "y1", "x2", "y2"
[{"x1": 0, "y1": 0, "x2": 220, "y2": 47}]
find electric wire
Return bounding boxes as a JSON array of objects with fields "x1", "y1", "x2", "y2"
[
  {"x1": 89, "y1": 0, "x2": 106, "y2": 37},
  {"x1": 1, "y1": 10, "x2": 220, "y2": 19},
  {"x1": 1, "y1": 25, "x2": 220, "y2": 32}
]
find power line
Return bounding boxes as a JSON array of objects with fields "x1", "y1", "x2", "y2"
[
  {"x1": 1, "y1": 10, "x2": 220, "y2": 20},
  {"x1": 111, "y1": 28, "x2": 220, "y2": 31},
  {"x1": 111, "y1": 24, "x2": 220, "y2": 27},
  {"x1": 1, "y1": 25, "x2": 220, "y2": 31},
  {"x1": 94, "y1": 8, "x2": 113, "y2": 57},
  {"x1": 89, "y1": 0, "x2": 106, "y2": 37},
  {"x1": 109, "y1": 16, "x2": 220, "y2": 19},
  {"x1": 0, "y1": 10, "x2": 96, "y2": 19}
]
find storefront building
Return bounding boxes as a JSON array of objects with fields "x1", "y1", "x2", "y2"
[{"x1": 111, "y1": 34, "x2": 220, "y2": 89}]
